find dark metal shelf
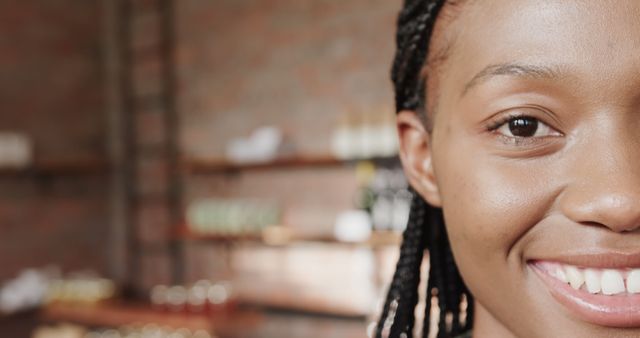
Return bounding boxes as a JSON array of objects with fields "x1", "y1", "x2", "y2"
[
  {"x1": 184, "y1": 154, "x2": 400, "y2": 173},
  {"x1": 0, "y1": 158, "x2": 109, "y2": 177}
]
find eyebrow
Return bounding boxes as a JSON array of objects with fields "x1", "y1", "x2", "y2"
[{"x1": 461, "y1": 62, "x2": 564, "y2": 97}]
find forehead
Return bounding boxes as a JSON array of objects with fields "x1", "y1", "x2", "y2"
[{"x1": 439, "y1": 0, "x2": 640, "y2": 96}]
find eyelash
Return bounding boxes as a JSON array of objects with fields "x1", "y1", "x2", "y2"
[
  {"x1": 484, "y1": 112, "x2": 562, "y2": 146},
  {"x1": 486, "y1": 113, "x2": 530, "y2": 132}
]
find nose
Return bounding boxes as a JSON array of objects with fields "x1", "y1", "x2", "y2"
[
  {"x1": 562, "y1": 191, "x2": 640, "y2": 232},
  {"x1": 560, "y1": 133, "x2": 640, "y2": 233}
]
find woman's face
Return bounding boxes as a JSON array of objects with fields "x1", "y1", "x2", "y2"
[{"x1": 406, "y1": 0, "x2": 640, "y2": 337}]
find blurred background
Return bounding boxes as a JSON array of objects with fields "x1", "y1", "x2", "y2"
[{"x1": 0, "y1": 0, "x2": 412, "y2": 337}]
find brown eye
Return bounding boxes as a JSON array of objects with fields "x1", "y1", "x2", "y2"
[
  {"x1": 495, "y1": 116, "x2": 558, "y2": 138},
  {"x1": 509, "y1": 117, "x2": 538, "y2": 137}
]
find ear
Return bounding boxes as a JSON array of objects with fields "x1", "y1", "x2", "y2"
[{"x1": 397, "y1": 110, "x2": 442, "y2": 207}]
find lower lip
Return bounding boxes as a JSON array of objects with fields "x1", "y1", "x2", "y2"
[{"x1": 530, "y1": 262, "x2": 640, "y2": 328}]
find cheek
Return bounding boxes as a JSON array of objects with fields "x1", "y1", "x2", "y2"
[
  {"x1": 432, "y1": 139, "x2": 558, "y2": 275},
  {"x1": 431, "y1": 138, "x2": 564, "y2": 332}
]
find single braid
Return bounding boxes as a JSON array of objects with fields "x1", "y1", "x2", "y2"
[
  {"x1": 376, "y1": 190, "x2": 428, "y2": 338},
  {"x1": 377, "y1": 0, "x2": 474, "y2": 337},
  {"x1": 446, "y1": 246, "x2": 462, "y2": 334},
  {"x1": 422, "y1": 260, "x2": 436, "y2": 338},
  {"x1": 392, "y1": 0, "x2": 446, "y2": 113},
  {"x1": 427, "y1": 206, "x2": 449, "y2": 338},
  {"x1": 423, "y1": 204, "x2": 474, "y2": 338}
]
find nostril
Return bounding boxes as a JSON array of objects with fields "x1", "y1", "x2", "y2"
[
  {"x1": 559, "y1": 172, "x2": 640, "y2": 233},
  {"x1": 577, "y1": 221, "x2": 640, "y2": 233},
  {"x1": 580, "y1": 221, "x2": 606, "y2": 229},
  {"x1": 562, "y1": 193, "x2": 640, "y2": 233},
  {"x1": 577, "y1": 221, "x2": 632, "y2": 233},
  {"x1": 583, "y1": 218, "x2": 640, "y2": 234}
]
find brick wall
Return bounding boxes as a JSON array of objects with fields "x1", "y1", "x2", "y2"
[
  {"x1": 119, "y1": 0, "x2": 404, "y2": 292},
  {"x1": 0, "y1": 176, "x2": 108, "y2": 280},
  {"x1": 174, "y1": 0, "x2": 401, "y2": 220},
  {"x1": 170, "y1": 0, "x2": 403, "y2": 308},
  {"x1": 0, "y1": 1, "x2": 106, "y2": 162},
  {"x1": 0, "y1": 1, "x2": 109, "y2": 280},
  {"x1": 175, "y1": 0, "x2": 400, "y2": 159}
]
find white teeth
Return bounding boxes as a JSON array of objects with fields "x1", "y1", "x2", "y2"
[
  {"x1": 544, "y1": 263, "x2": 640, "y2": 295},
  {"x1": 555, "y1": 267, "x2": 568, "y2": 283},
  {"x1": 600, "y1": 270, "x2": 626, "y2": 295},
  {"x1": 627, "y1": 270, "x2": 640, "y2": 293},
  {"x1": 584, "y1": 269, "x2": 601, "y2": 294},
  {"x1": 565, "y1": 266, "x2": 584, "y2": 290}
]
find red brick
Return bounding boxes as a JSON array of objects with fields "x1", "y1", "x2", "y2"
[
  {"x1": 136, "y1": 157, "x2": 169, "y2": 197},
  {"x1": 0, "y1": 0, "x2": 108, "y2": 281},
  {"x1": 140, "y1": 252, "x2": 172, "y2": 290},
  {"x1": 136, "y1": 201, "x2": 171, "y2": 244},
  {"x1": 131, "y1": 11, "x2": 162, "y2": 51},
  {"x1": 135, "y1": 110, "x2": 167, "y2": 147}
]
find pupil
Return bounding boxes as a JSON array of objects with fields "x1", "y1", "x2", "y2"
[{"x1": 508, "y1": 117, "x2": 538, "y2": 137}]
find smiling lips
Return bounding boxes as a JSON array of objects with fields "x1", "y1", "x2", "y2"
[{"x1": 531, "y1": 259, "x2": 640, "y2": 327}]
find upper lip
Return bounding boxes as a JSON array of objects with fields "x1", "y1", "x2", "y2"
[{"x1": 528, "y1": 250, "x2": 640, "y2": 269}]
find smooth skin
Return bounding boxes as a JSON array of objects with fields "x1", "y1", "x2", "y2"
[{"x1": 398, "y1": 1, "x2": 640, "y2": 337}]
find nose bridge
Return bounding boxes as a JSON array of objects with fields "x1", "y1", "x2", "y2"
[{"x1": 560, "y1": 125, "x2": 640, "y2": 232}]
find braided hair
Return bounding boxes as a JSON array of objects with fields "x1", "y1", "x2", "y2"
[{"x1": 376, "y1": 1, "x2": 473, "y2": 337}]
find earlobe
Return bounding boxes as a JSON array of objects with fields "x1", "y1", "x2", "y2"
[
  {"x1": 396, "y1": 110, "x2": 442, "y2": 207},
  {"x1": 419, "y1": 156, "x2": 442, "y2": 206}
]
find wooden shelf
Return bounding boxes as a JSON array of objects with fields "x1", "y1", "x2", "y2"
[
  {"x1": 178, "y1": 232, "x2": 263, "y2": 243},
  {"x1": 0, "y1": 308, "x2": 38, "y2": 322},
  {"x1": 41, "y1": 301, "x2": 263, "y2": 334},
  {"x1": 236, "y1": 291, "x2": 368, "y2": 318},
  {"x1": 184, "y1": 154, "x2": 399, "y2": 173},
  {"x1": 177, "y1": 228, "x2": 402, "y2": 248},
  {"x1": 0, "y1": 158, "x2": 109, "y2": 177},
  {"x1": 40, "y1": 302, "x2": 369, "y2": 338}
]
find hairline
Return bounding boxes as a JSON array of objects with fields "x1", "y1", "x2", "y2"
[{"x1": 419, "y1": 0, "x2": 469, "y2": 131}]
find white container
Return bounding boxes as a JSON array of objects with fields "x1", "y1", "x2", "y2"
[
  {"x1": 0, "y1": 132, "x2": 32, "y2": 168},
  {"x1": 334, "y1": 209, "x2": 372, "y2": 243}
]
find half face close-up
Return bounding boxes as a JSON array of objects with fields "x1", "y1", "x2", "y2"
[{"x1": 399, "y1": 0, "x2": 640, "y2": 337}]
